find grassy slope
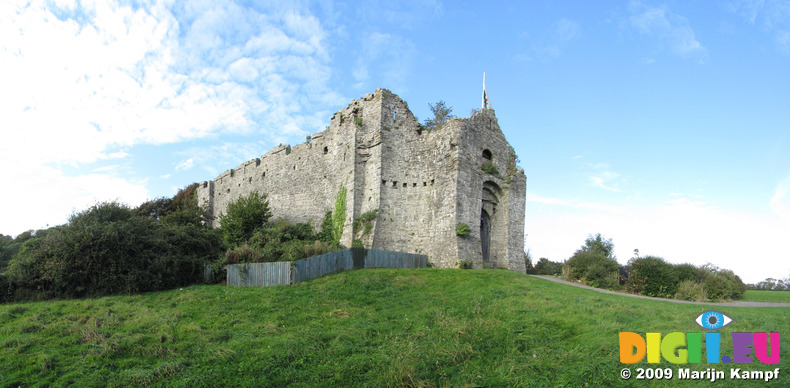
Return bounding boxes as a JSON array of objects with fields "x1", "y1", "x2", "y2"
[
  {"x1": 742, "y1": 290, "x2": 790, "y2": 303},
  {"x1": 0, "y1": 269, "x2": 787, "y2": 387}
]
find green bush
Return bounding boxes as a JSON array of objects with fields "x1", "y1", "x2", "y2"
[
  {"x1": 0, "y1": 274, "x2": 13, "y2": 303},
  {"x1": 562, "y1": 251, "x2": 619, "y2": 288},
  {"x1": 459, "y1": 260, "x2": 473, "y2": 269},
  {"x1": 5, "y1": 203, "x2": 223, "y2": 300},
  {"x1": 674, "y1": 263, "x2": 705, "y2": 283},
  {"x1": 702, "y1": 267, "x2": 746, "y2": 301},
  {"x1": 219, "y1": 192, "x2": 272, "y2": 247},
  {"x1": 456, "y1": 223, "x2": 471, "y2": 237},
  {"x1": 481, "y1": 162, "x2": 499, "y2": 175},
  {"x1": 627, "y1": 256, "x2": 678, "y2": 298},
  {"x1": 243, "y1": 219, "x2": 342, "y2": 263},
  {"x1": 225, "y1": 244, "x2": 265, "y2": 264},
  {"x1": 675, "y1": 280, "x2": 707, "y2": 301},
  {"x1": 534, "y1": 258, "x2": 562, "y2": 275}
]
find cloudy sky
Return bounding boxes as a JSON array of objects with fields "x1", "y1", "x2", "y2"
[{"x1": 2, "y1": 0, "x2": 788, "y2": 283}]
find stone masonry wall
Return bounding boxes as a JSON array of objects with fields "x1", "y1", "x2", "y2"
[{"x1": 196, "y1": 88, "x2": 527, "y2": 271}]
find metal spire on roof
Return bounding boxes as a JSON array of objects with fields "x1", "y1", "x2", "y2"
[{"x1": 482, "y1": 72, "x2": 491, "y2": 109}]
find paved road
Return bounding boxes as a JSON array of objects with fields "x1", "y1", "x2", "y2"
[{"x1": 531, "y1": 275, "x2": 790, "y2": 308}]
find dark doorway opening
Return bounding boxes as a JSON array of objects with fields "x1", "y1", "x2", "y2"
[{"x1": 481, "y1": 209, "x2": 491, "y2": 263}]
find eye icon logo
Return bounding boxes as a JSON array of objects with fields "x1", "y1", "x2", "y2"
[{"x1": 694, "y1": 311, "x2": 733, "y2": 330}]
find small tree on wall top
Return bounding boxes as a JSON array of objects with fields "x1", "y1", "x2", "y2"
[{"x1": 422, "y1": 100, "x2": 454, "y2": 132}]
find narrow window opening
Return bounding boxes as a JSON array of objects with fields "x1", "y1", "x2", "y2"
[
  {"x1": 423, "y1": 182, "x2": 427, "y2": 186},
  {"x1": 403, "y1": 183, "x2": 407, "y2": 188},
  {"x1": 382, "y1": 180, "x2": 387, "y2": 185},
  {"x1": 412, "y1": 183, "x2": 417, "y2": 187},
  {"x1": 393, "y1": 181, "x2": 398, "y2": 187},
  {"x1": 323, "y1": 146, "x2": 328, "y2": 154},
  {"x1": 482, "y1": 149, "x2": 493, "y2": 160}
]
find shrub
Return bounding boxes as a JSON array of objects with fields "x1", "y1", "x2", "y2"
[
  {"x1": 352, "y1": 239, "x2": 364, "y2": 248},
  {"x1": 675, "y1": 280, "x2": 707, "y2": 302},
  {"x1": 563, "y1": 251, "x2": 619, "y2": 288},
  {"x1": 0, "y1": 274, "x2": 13, "y2": 303},
  {"x1": 459, "y1": 260, "x2": 473, "y2": 269},
  {"x1": 225, "y1": 244, "x2": 265, "y2": 264},
  {"x1": 245, "y1": 219, "x2": 342, "y2": 263},
  {"x1": 219, "y1": 192, "x2": 272, "y2": 247},
  {"x1": 69, "y1": 201, "x2": 133, "y2": 226},
  {"x1": 481, "y1": 162, "x2": 499, "y2": 175},
  {"x1": 534, "y1": 258, "x2": 562, "y2": 276},
  {"x1": 456, "y1": 223, "x2": 471, "y2": 237},
  {"x1": 627, "y1": 256, "x2": 679, "y2": 297},
  {"x1": 317, "y1": 212, "x2": 334, "y2": 244},
  {"x1": 702, "y1": 267, "x2": 746, "y2": 301},
  {"x1": 674, "y1": 263, "x2": 705, "y2": 283},
  {"x1": 5, "y1": 207, "x2": 223, "y2": 300}
]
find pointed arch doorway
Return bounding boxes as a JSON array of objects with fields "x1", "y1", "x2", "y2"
[{"x1": 481, "y1": 180, "x2": 501, "y2": 265}]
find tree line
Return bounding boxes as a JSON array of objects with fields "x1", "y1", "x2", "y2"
[{"x1": 526, "y1": 234, "x2": 748, "y2": 302}]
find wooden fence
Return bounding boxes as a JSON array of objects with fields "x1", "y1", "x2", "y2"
[{"x1": 226, "y1": 248, "x2": 428, "y2": 287}]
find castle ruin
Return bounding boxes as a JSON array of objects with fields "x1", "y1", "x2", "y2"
[{"x1": 196, "y1": 88, "x2": 526, "y2": 272}]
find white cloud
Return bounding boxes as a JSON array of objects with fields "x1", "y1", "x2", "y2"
[
  {"x1": 175, "y1": 158, "x2": 194, "y2": 172},
  {"x1": 627, "y1": 1, "x2": 707, "y2": 59},
  {"x1": 0, "y1": 0, "x2": 344, "y2": 235},
  {"x1": 526, "y1": 193, "x2": 790, "y2": 284},
  {"x1": 727, "y1": 0, "x2": 790, "y2": 54},
  {"x1": 0, "y1": 160, "x2": 149, "y2": 236}
]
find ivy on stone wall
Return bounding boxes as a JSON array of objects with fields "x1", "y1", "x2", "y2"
[
  {"x1": 352, "y1": 209, "x2": 378, "y2": 236},
  {"x1": 332, "y1": 184, "x2": 347, "y2": 245}
]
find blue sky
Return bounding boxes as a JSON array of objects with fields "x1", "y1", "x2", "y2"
[{"x1": 1, "y1": 0, "x2": 788, "y2": 283}]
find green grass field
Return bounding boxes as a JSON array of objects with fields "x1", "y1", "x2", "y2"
[
  {"x1": 1, "y1": 269, "x2": 787, "y2": 387},
  {"x1": 742, "y1": 290, "x2": 790, "y2": 303}
]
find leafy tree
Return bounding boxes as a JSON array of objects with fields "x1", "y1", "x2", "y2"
[
  {"x1": 134, "y1": 183, "x2": 205, "y2": 227},
  {"x1": 422, "y1": 100, "x2": 454, "y2": 132},
  {"x1": 564, "y1": 234, "x2": 619, "y2": 288},
  {"x1": 524, "y1": 250, "x2": 534, "y2": 274},
  {"x1": 219, "y1": 192, "x2": 272, "y2": 247},
  {"x1": 69, "y1": 201, "x2": 133, "y2": 226},
  {"x1": 576, "y1": 233, "x2": 615, "y2": 259}
]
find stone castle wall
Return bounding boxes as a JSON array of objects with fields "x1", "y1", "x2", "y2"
[{"x1": 197, "y1": 88, "x2": 526, "y2": 270}]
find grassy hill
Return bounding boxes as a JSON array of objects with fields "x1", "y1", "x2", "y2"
[{"x1": 1, "y1": 269, "x2": 787, "y2": 386}]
